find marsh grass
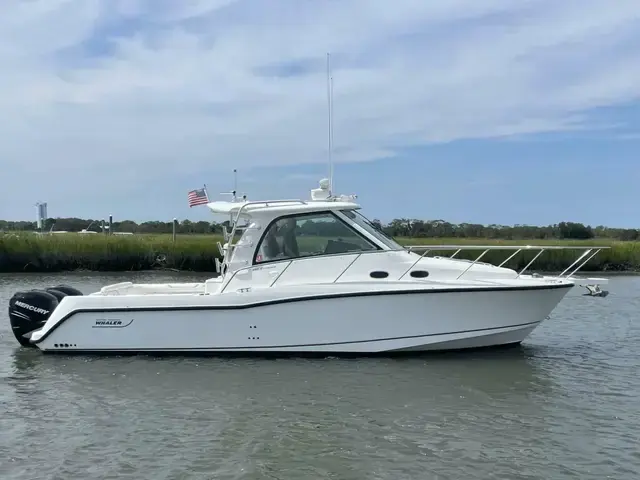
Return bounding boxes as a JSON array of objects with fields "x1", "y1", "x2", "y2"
[
  {"x1": 0, "y1": 232, "x2": 636, "y2": 273},
  {"x1": 0, "y1": 233, "x2": 220, "y2": 272}
]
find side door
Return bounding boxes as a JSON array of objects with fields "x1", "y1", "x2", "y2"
[{"x1": 222, "y1": 261, "x2": 292, "y2": 293}]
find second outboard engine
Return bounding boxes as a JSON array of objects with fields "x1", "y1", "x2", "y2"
[
  {"x1": 8, "y1": 290, "x2": 60, "y2": 347},
  {"x1": 44, "y1": 285, "x2": 84, "y2": 304},
  {"x1": 50, "y1": 285, "x2": 84, "y2": 297}
]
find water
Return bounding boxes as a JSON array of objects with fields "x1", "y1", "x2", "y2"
[{"x1": 0, "y1": 272, "x2": 639, "y2": 479}]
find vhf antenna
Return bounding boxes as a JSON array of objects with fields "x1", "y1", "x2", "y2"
[
  {"x1": 220, "y1": 168, "x2": 242, "y2": 202},
  {"x1": 233, "y1": 168, "x2": 237, "y2": 202},
  {"x1": 326, "y1": 52, "x2": 334, "y2": 195}
]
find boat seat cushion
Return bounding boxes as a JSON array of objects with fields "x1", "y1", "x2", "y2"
[{"x1": 324, "y1": 239, "x2": 362, "y2": 255}]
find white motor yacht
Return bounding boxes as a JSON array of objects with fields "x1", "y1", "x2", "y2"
[{"x1": 8, "y1": 178, "x2": 609, "y2": 355}]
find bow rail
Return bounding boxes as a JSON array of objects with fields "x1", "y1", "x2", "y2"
[
  {"x1": 218, "y1": 244, "x2": 610, "y2": 295},
  {"x1": 402, "y1": 244, "x2": 609, "y2": 289}
]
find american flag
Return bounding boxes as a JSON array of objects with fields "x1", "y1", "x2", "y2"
[{"x1": 188, "y1": 187, "x2": 209, "y2": 207}]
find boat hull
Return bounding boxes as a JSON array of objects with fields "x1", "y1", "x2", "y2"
[{"x1": 28, "y1": 283, "x2": 573, "y2": 354}]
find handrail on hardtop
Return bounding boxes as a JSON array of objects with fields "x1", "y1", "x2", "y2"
[{"x1": 217, "y1": 243, "x2": 609, "y2": 293}]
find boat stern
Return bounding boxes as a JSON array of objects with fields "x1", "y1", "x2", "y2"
[{"x1": 8, "y1": 285, "x2": 84, "y2": 347}]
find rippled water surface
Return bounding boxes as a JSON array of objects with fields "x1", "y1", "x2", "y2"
[{"x1": 0, "y1": 271, "x2": 639, "y2": 479}]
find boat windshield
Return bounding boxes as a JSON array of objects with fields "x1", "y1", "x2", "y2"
[{"x1": 340, "y1": 209, "x2": 404, "y2": 250}]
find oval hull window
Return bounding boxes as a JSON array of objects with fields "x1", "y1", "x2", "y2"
[
  {"x1": 410, "y1": 270, "x2": 429, "y2": 279},
  {"x1": 370, "y1": 271, "x2": 389, "y2": 279}
]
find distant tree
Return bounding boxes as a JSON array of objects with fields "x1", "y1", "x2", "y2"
[{"x1": 557, "y1": 222, "x2": 594, "y2": 240}]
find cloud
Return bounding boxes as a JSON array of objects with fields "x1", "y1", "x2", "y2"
[{"x1": 1, "y1": 0, "x2": 640, "y2": 198}]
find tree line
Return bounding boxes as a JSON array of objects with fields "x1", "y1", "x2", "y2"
[
  {"x1": 1, "y1": 216, "x2": 638, "y2": 240},
  {"x1": 379, "y1": 218, "x2": 635, "y2": 240}
]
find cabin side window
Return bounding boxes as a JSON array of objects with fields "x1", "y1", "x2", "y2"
[{"x1": 254, "y1": 212, "x2": 379, "y2": 264}]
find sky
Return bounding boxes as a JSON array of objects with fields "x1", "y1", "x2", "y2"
[{"x1": 1, "y1": 0, "x2": 640, "y2": 228}]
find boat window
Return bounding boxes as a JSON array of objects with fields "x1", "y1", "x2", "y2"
[
  {"x1": 339, "y1": 210, "x2": 404, "y2": 250},
  {"x1": 254, "y1": 212, "x2": 379, "y2": 264}
]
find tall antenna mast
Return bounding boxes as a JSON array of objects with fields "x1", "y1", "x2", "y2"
[
  {"x1": 233, "y1": 168, "x2": 238, "y2": 201},
  {"x1": 326, "y1": 52, "x2": 334, "y2": 194}
]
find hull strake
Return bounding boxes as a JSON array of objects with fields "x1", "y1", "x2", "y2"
[{"x1": 38, "y1": 321, "x2": 539, "y2": 354}]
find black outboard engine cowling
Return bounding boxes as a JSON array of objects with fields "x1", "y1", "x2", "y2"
[
  {"x1": 8, "y1": 290, "x2": 60, "y2": 347},
  {"x1": 44, "y1": 284, "x2": 84, "y2": 304},
  {"x1": 51, "y1": 285, "x2": 83, "y2": 297}
]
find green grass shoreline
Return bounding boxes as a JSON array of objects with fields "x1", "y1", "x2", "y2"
[{"x1": 0, "y1": 233, "x2": 637, "y2": 274}]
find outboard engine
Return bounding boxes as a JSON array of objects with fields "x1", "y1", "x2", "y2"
[
  {"x1": 9, "y1": 290, "x2": 59, "y2": 347},
  {"x1": 8, "y1": 285, "x2": 83, "y2": 347}
]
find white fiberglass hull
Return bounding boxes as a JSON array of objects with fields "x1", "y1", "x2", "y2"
[{"x1": 25, "y1": 282, "x2": 573, "y2": 354}]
